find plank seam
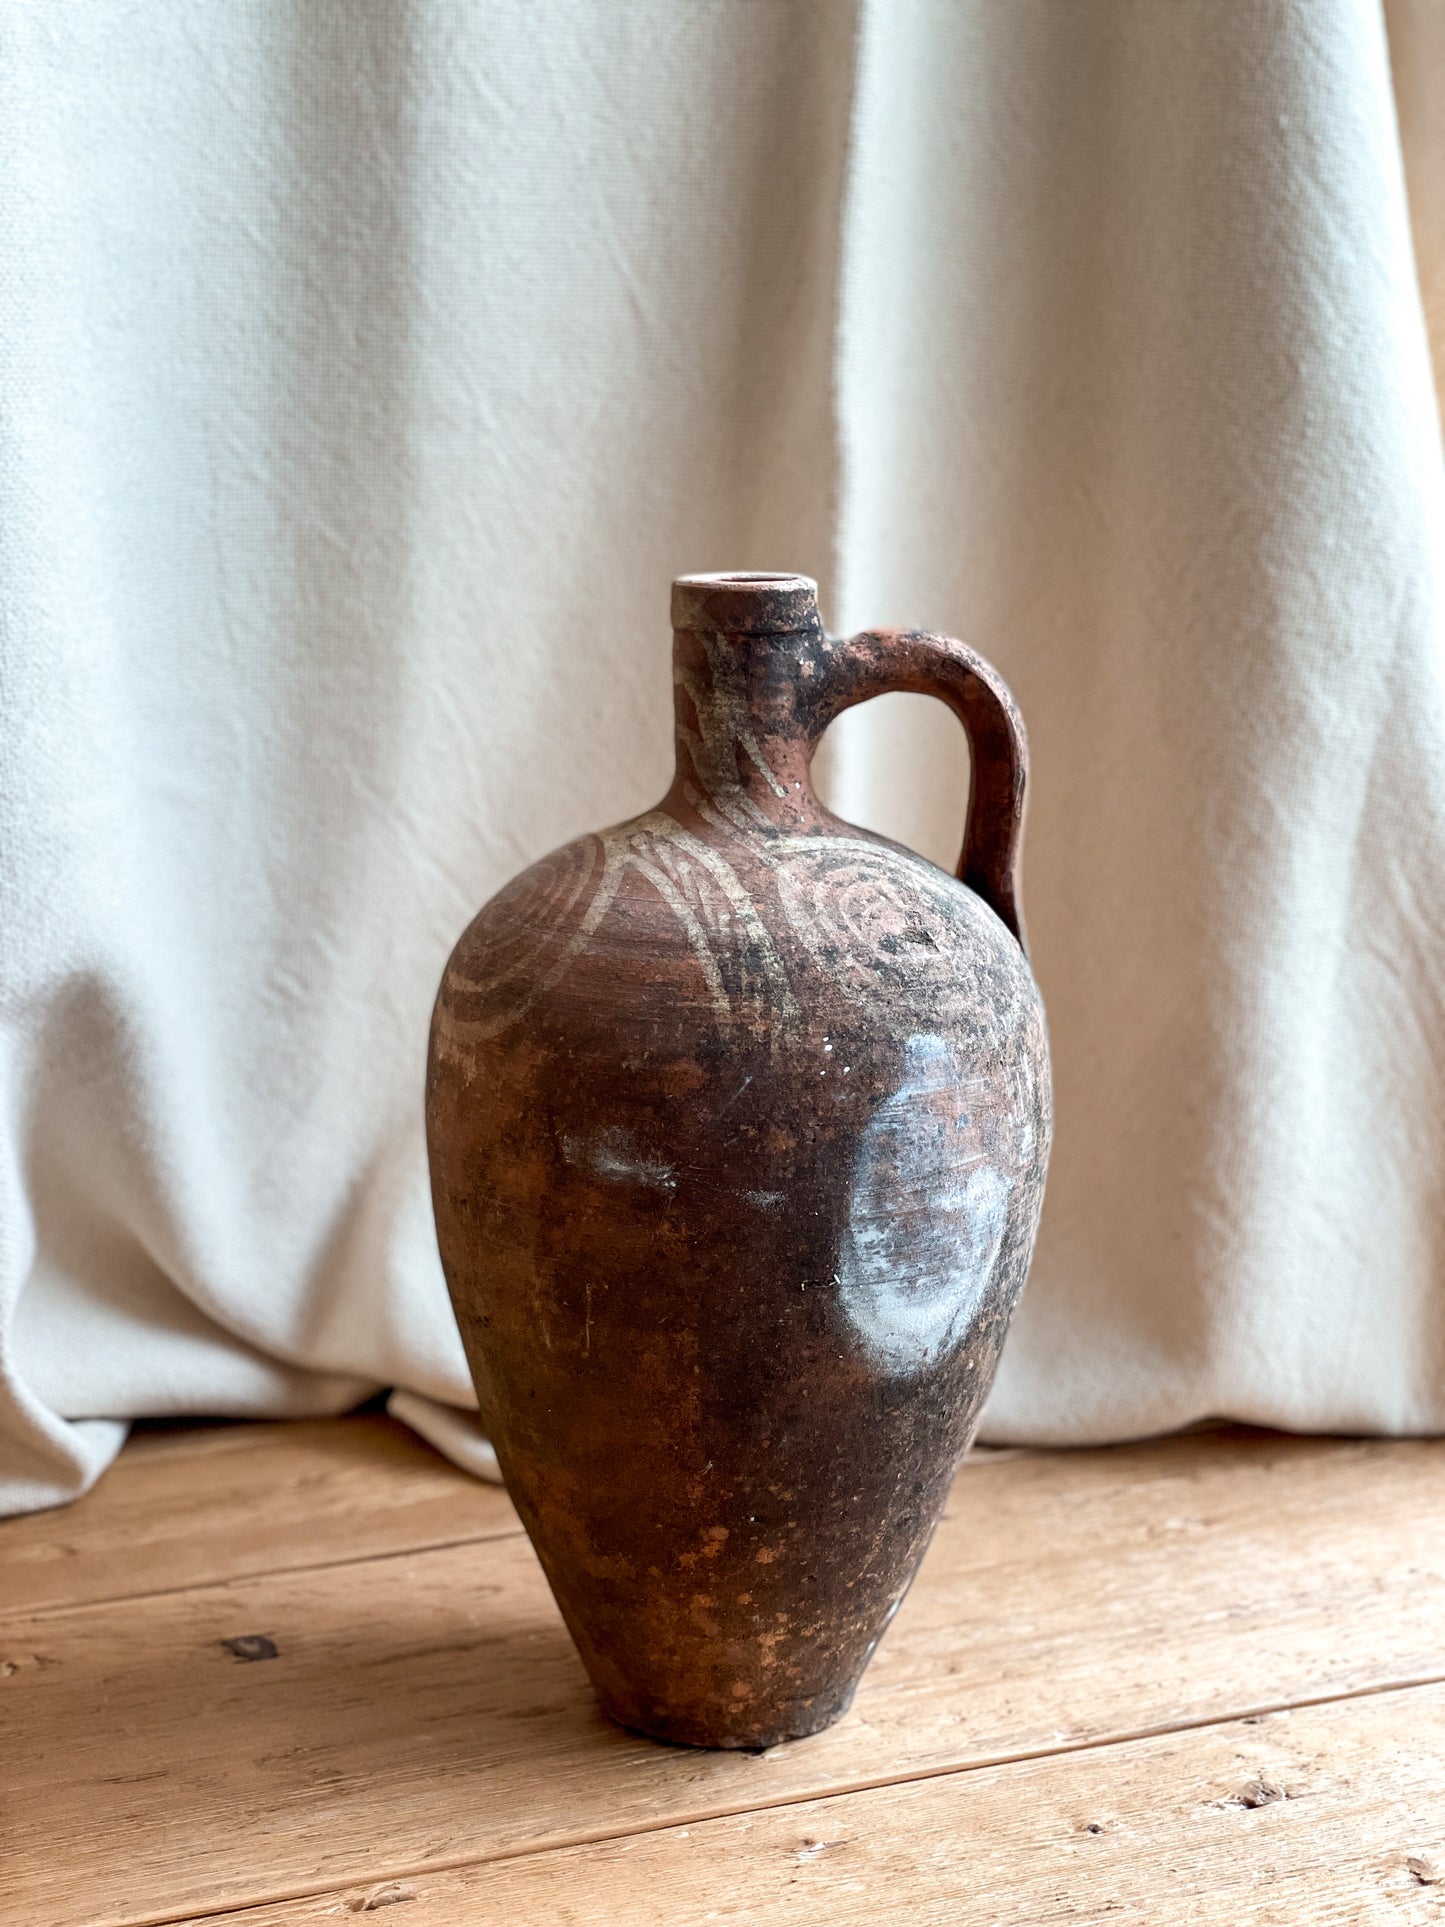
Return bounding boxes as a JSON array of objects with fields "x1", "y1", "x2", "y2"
[
  {"x1": 4, "y1": 1526, "x2": 530, "y2": 1624},
  {"x1": 100, "y1": 1666, "x2": 1445, "y2": 1927}
]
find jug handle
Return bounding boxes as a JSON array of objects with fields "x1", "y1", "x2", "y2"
[{"x1": 819, "y1": 629, "x2": 1030, "y2": 956}]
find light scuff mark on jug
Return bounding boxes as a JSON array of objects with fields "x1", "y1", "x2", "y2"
[
  {"x1": 836, "y1": 1032, "x2": 1014, "y2": 1376},
  {"x1": 564, "y1": 1126, "x2": 677, "y2": 1193}
]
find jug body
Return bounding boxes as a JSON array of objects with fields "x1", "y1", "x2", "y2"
[{"x1": 426, "y1": 572, "x2": 1051, "y2": 1748}]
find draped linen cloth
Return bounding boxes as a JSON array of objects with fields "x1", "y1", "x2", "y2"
[{"x1": 2, "y1": 0, "x2": 1442, "y2": 1513}]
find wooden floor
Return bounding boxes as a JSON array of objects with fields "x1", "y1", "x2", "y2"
[{"x1": 3, "y1": 1415, "x2": 1444, "y2": 1925}]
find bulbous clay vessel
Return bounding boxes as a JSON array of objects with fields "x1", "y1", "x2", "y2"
[{"x1": 427, "y1": 572, "x2": 1050, "y2": 1749}]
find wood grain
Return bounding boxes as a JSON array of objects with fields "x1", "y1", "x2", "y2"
[
  {"x1": 0, "y1": 1415, "x2": 519, "y2": 1616},
  {"x1": 176, "y1": 1686, "x2": 1445, "y2": 1926},
  {"x1": 5, "y1": 1429, "x2": 1444, "y2": 1927}
]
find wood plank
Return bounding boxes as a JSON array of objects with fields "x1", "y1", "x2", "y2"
[
  {"x1": 0, "y1": 1415, "x2": 519, "y2": 1615},
  {"x1": 177, "y1": 1686, "x2": 1445, "y2": 1926},
  {"x1": 4, "y1": 1431, "x2": 1443, "y2": 1927}
]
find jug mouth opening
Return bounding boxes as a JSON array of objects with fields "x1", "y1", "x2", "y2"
[{"x1": 671, "y1": 572, "x2": 820, "y2": 636}]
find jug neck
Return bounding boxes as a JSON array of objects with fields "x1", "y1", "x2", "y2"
[{"x1": 663, "y1": 573, "x2": 825, "y2": 837}]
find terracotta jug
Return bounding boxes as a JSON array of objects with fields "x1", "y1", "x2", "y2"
[{"x1": 426, "y1": 572, "x2": 1050, "y2": 1749}]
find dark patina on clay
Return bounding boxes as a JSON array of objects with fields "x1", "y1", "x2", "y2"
[{"x1": 427, "y1": 573, "x2": 1051, "y2": 1749}]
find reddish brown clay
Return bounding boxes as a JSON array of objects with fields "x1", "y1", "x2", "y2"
[{"x1": 426, "y1": 573, "x2": 1050, "y2": 1749}]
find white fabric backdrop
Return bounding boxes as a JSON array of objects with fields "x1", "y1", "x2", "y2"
[{"x1": 3, "y1": 1, "x2": 1443, "y2": 1515}]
